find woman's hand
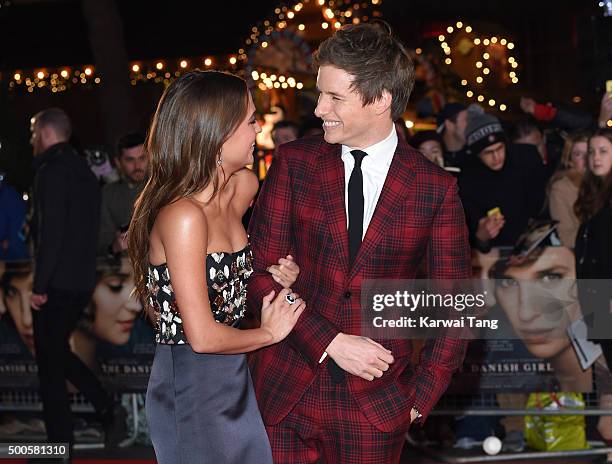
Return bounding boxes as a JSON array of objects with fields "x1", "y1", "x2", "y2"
[
  {"x1": 260, "y1": 288, "x2": 306, "y2": 343},
  {"x1": 267, "y1": 255, "x2": 299, "y2": 288}
]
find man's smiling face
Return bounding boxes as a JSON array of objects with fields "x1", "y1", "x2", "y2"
[{"x1": 314, "y1": 64, "x2": 388, "y2": 149}]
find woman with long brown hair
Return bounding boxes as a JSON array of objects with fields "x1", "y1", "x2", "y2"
[
  {"x1": 574, "y1": 128, "x2": 612, "y2": 452},
  {"x1": 548, "y1": 130, "x2": 589, "y2": 246},
  {"x1": 128, "y1": 71, "x2": 305, "y2": 463}
]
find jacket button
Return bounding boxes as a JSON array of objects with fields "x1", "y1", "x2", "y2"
[{"x1": 344, "y1": 291, "x2": 351, "y2": 299}]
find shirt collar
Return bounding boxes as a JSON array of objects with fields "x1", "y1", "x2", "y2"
[{"x1": 341, "y1": 125, "x2": 397, "y2": 168}]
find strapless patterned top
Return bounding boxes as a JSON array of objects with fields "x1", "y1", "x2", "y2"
[{"x1": 147, "y1": 244, "x2": 253, "y2": 344}]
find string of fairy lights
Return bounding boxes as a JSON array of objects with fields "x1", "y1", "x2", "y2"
[
  {"x1": 242, "y1": 0, "x2": 381, "y2": 47},
  {"x1": 5, "y1": 0, "x2": 380, "y2": 95},
  {"x1": 241, "y1": 0, "x2": 380, "y2": 89},
  {"x1": 435, "y1": 21, "x2": 519, "y2": 112},
  {"x1": 5, "y1": 1, "x2": 518, "y2": 116},
  {"x1": 8, "y1": 56, "x2": 243, "y2": 94}
]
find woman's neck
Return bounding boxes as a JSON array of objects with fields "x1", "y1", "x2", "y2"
[{"x1": 191, "y1": 182, "x2": 229, "y2": 209}]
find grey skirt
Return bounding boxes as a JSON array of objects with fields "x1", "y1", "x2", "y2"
[{"x1": 146, "y1": 344, "x2": 273, "y2": 464}]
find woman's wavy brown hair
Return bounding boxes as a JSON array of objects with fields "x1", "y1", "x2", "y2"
[
  {"x1": 574, "y1": 128, "x2": 612, "y2": 222},
  {"x1": 128, "y1": 71, "x2": 249, "y2": 305}
]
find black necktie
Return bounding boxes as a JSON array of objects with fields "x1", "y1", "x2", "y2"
[
  {"x1": 348, "y1": 149, "x2": 367, "y2": 266},
  {"x1": 327, "y1": 149, "x2": 368, "y2": 384}
]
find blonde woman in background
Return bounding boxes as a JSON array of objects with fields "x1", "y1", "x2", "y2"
[{"x1": 547, "y1": 130, "x2": 588, "y2": 246}]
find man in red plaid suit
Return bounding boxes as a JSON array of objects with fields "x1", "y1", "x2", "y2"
[{"x1": 247, "y1": 23, "x2": 471, "y2": 463}]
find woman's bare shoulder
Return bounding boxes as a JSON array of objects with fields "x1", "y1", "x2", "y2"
[{"x1": 156, "y1": 198, "x2": 208, "y2": 237}]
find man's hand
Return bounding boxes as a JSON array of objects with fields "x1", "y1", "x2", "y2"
[
  {"x1": 598, "y1": 92, "x2": 612, "y2": 128},
  {"x1": 31, "y1": 293, "x2": 48, "y2": 310},
  {"x1": 475, "y1": 215, "x2": 505, "y2": 243},
  {"x1": 111, "y1": 231, "x2": 128, "y2": 254},
  {"x1": 325, "y1": 333, "x2": 394, "y2": 381}
]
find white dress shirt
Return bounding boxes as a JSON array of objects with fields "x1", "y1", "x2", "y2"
[{"x1": 341, "y1": 125, "x2": 398, "y2": 239}]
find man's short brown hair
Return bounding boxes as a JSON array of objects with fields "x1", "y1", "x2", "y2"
[
  {"x1": 33, "y1": 107, "x2": 72, "y2": 140},
  {"x1": 313, "y1": 22, "x2": 414, "y2": 120}
]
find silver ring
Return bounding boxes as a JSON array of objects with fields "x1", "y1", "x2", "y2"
[{"x1": 285, "y1": 294, "x2": 296, "y2": 305}]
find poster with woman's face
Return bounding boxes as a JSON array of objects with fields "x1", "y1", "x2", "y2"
[
  {"x1": 452, "y1": 241, "x2": 597, "y2": 393},
  {"x1": 0, "y1": 261, "x2": 38, "y2": 389},
  {"x1": 493, "y1": 245, "x2": 591, "y2": 392},
  {"x1": 0, "y1": 257, "x2": 155, "y2": 392},
  {"x1": 72, "y1": 257, "x2": 155, "y2": 392}
]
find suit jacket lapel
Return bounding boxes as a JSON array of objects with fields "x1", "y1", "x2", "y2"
[
  {"x1": 319, "y1": 145, "x2": 350, "y2": 275},
  {"x1": 349, "y1": 143, "x2": 416, "y2": 280}
]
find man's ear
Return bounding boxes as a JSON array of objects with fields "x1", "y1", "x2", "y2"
[{"x1": 374, "y1": 90, "x2": 393, "y2": 116}]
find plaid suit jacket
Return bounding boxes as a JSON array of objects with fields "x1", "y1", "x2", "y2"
[{"x1": 247, "y1": 134, "x2": 471, "y2": 433}]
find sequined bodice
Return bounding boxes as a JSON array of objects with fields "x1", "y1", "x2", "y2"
[{"x1": 147, "y1": 245, "x2": 253, "y2": 344}]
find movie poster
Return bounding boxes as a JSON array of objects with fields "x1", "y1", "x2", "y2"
[{"x1": 0, "y1": 257, "x2": 155, "y2": 393}]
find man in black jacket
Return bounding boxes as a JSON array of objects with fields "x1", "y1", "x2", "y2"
[
  {"x1": 458, "y1": 107, "x2": 547, "y2": 252},
  {"x1": 29, "y1": 108, "x2": 125, "y2": 453}
]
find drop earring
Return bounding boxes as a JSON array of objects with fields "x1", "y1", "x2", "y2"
[{"x1": 217, "y1": 158, "x2": 222, "y2": 166}]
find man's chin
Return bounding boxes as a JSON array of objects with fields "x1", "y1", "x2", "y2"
[{"x1": 323, "y1": 130, "x2": 343, "y2": 145}]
